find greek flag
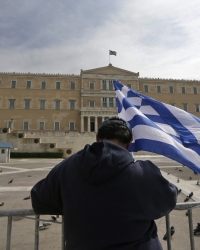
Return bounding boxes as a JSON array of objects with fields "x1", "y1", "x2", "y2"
[
  {"x1": 109, "y1": 50, "x2": 117, "y2": 56},
  {"x1": 113, "y1": 80, "x2": 200, "y2": 174}
]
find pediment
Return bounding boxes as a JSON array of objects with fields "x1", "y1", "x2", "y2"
[{"x1": 81, "y1": 64, "x2": 139, "y2": 76}]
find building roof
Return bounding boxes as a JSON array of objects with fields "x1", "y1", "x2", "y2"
[{"x1": 0, "y1": 142, "x2": 14, "y2": 149}]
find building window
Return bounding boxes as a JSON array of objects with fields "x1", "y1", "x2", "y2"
[
  {"x1": 55, "y1": 100, "x2": 61, "y2": 110},
  {"x1": 41, "y1": 81, "x2": 46, "y2": 89},
  {"x1": 9, "y1": 99, "x2": 15, "y2": 109},
  {"x1": 69, "y1": 101, "x2": 75, "y2": 110},
  {"x1": 54, "y1": 121, "x2": 60, "y2": 130},
  {"x1": 109, "y1": 80, "x2": 113, "y2": 91},
  {"x1": 11, "y1": 80, "x2": 16, "y2": 88},
  {"x1": 89, "y1": 101, "x2": 95, "y2": 107},
  {"x1": 69, "y1": 121, "x2": 75, "y2": 131},
  {"x1": 169, "y1": 86, "x2": 174, "y2": 93},
  {"x1": 144, "y1": 85, "x2": 148, "y2": 92},
  {"x1": 24, "y1": 100, "x2": 31, "y2": 109},
  {"x1": 182, "y1": 103, "x2": 188, "y2": 111},
  {"x1": 70, "y1": 82, "x2": 75, "y2": 90},
  {"x1": 157, "y1": 86, "x2": 161, "y2": 93},
  {"x1": 40, "y1": 100, "x2": 46, "y2": 110},
  {"x1": 1, "y1": 149, "x2": 5, "y2": 154},
  {"x1": 102, "y1": 97, "x2": 107, "y2": 107},
  {"x1": 23, "y1": 121, "x2": 29, "y2": 130},
  {"x1": 195, "y1": 104, "x2": 200, "y2": 112},
  {"x1": 194, "y1": 87, "x2": 197, "y2": 94},
  {"x1": 89, "y1": 82, "x2": 94, "y2": 90},
  {"x1": 102, "y1": 80, "x2": 107, "y2": 90},
  {"x1": 127, "y1": 83, "x2": 132, "y2": 89},
  {"x1": 109, "y1": 98, "x2": 114, "y2": 107},
  {"x1": 56, "y1": 82, "x2": 61, "y2": 90},
  {"x1": 181, "y1": 86, "x2": 186, "y2": 94},
  {"x1": 26, "y1": 81, "x2": 31, "y2": 89},
  {"x1": 39, "y1": 122, "x2": 45, "y2": 130}
]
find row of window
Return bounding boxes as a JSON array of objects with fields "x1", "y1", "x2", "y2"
[
  {"x1": 5, "y1": 80, "x2": 122, "y2": 90},
  {"x1": 144, "y1": 85, "x2": 198, "y2": 94},
  {"x1": 10, "y1": 121, "x2": 76, "y2": 131},
  {"x1": 7, "y1": 98, "x2": 117, "y2": 109}
]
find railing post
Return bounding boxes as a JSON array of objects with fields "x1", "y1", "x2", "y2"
[
  {"x1": 165, "y1": 213, "x2": 172, "y2": 250},
  {"x1": 188, "y1": 209, "x2": 195, "y2": 250},
  {"x1": 6, "y1": 215, "x2": 12, "y2": 250},
  {"x1": 62, "y1": 216, "x2": 65, "y2": 250},
  {"x1": 34, "y1": 215, "x2": 40, "y2": 250}
]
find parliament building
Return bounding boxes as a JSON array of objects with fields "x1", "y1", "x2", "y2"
[{"x1": 0, "y1": 64, "x2": 200, "y2": 157}]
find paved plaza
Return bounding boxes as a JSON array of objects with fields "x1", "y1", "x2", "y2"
[{"x1": 0, "y1": 156, "x2": 200, "y2": 249}]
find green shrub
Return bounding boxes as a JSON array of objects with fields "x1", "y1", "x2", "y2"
[{"x1": 11, "y1": 152, "x2": 64, "y2": 158}]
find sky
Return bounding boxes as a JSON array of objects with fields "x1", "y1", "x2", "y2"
[{"x1": 1, "y1": 0, "x2": 200, "y2": 80}]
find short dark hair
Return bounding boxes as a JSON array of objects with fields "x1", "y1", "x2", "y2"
[{"x1": 97, "y1": 117, "x2": 132, "y2": 145}]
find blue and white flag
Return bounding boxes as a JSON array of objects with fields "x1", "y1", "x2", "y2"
[{"x1": 113, "y1": 80, "x2": 200, "y2": 174}]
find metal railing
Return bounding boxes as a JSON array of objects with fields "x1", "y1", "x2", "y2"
[{"x1": 1, "y1": 202, "x2": 200, "y2": 250}]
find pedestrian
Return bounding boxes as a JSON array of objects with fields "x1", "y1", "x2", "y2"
[{"x1": 31, "y1": 117, "x2": 178, "y2": 250}]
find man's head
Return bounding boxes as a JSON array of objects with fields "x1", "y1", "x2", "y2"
[{"x1": 96, "y1": 117, "x2": 132, "y2": 149}]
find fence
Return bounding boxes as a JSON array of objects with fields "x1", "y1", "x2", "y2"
[{"x1": 1, "y1": 201, "x2": 200, "y2": 250}]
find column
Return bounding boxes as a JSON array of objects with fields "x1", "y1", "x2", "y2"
[
  {"x1": 95, "y1": 116, "x2": 98, "y2": 132},
  {"x1": 81, "y1": 116, "x2": 84, "y2": 132},
  {"x1": 88, "y1": 117, "x2": 90, "y2": 132}
]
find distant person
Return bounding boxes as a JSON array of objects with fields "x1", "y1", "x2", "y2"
[{"x1": 31, "y1": 117, "x2": 178, "y2": 250}]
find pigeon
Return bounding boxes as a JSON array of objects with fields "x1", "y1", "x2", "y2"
[
  {"x1": 0, "y1": 170, "x2": 2, "y2": 173},
  {"x1": 167, "y1": 172, "x2": 170, "y2": 175},
  {"x1": 8, "y1": 179, "x2": 13, "y2": 184},
  {"x1": 0, "y1": 202, "x2": 4, "y2": 206},
  {"x1": 178, "y1": 189, "x2": 182, "y2": 194},
  {"x1": 39, "y1": 222, "x2": 52, "y2": 230},
  {"x1": 189, "y1": 177, "x2": 192, "y2": 180},
  {"x1": 177, "y1": 178, "x2": 179, "y2": 183},
  {"x1": 188, "y1": 192, "x2": 193, "y2": 198},
  {"x1": 28, "y1": 175, "x2": 31, "y2": 177},
  {"x1": 179, "y1": 169, "x2": 183, "y2": 172},
  {"x1": 194, "y1": 171, "x2": 198, "y2": 175},
  {"x1": 184, "y1": 196, "x2": 189, "y2": 202},
  {"x1": 23, "y1": 195, "x2": 30, "y2": 200},
  {"x1": 51, "y1": 215, "x2": 59, "y2": 221},
  {"x1": 194, "y1": 223, "x2": 200, "y2": 235},
  {"x1": 163, "y1": 226, "x2": 175, "y2": 240}
]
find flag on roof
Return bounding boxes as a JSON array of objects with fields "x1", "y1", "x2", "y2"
[
  {"x1": 113, "y1": 80, "x2": 200, "y2": 174},
  {"x1": 109, "y1": 50, "x2": 117, "y2": 56}
]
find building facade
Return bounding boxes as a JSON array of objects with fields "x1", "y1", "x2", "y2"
[{"x1": 0, "y1": 64, "x2": 200, "y2": 157}]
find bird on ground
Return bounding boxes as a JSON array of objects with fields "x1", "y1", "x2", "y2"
[
  {"x1": 177, "y1": 178, "x2": 179, "y2": 183},
  {"x1": 189, "y1": 192, "x2": 193, "y2": 198},
  {"x1": 184, "y1": 196, "x2": 190, "y2": 202},
  {"x1": 0, "y1": 202, "x2": 4, "y2": 206},
  {"x1": 8, "y1": 179, "x2": 13, "y2": 184},
  {"x1": 39, "y1": 222, "x2": 52, "y2": 230},
  {"x1": 178, "y1": 189, "x2": 182, "y2": 194},
  {"x1": 23, "y1": 195, "x2": 30, "y2": 200},
  {"x1": 0, "y1": 170, "x2": 2, "y2": 173},
  {"x1": 28, "y1": 175, "x2": 31, "y2": 177},
  {"x1": 51, "y1": 215, "x2": 60, "y2": 221},
  {"x1": 193, "y1": 223, "x2": 200, "y2": 235},
  {"x1": 167, "y1": 172, "x2": 170, "y2": 175},
  {"x1": 189, "y1": 177, "x2": 192, "y2": 180},
  {"x1": 179, "y1": 169, "x2": 183, "y2": 172},
  {"x1": 163, "y1": 226, "x2": 175, "y2": 240}
]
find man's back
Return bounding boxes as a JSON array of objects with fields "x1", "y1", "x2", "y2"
[{"x1": 31, "y1": 141, "x2": 177, "y2": 249}]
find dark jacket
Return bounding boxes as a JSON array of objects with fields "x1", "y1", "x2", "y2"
[{"x1": 31, "y1": 141, "x2": 177, "y2": 250}]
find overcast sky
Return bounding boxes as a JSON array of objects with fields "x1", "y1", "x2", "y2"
[{"x1": 1, "y1": 0, "x2": 200, "y2": 80}]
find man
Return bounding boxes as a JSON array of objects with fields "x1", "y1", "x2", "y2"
[{"x1": 31, "y1": 117, "x2": 177, "y2": 250}]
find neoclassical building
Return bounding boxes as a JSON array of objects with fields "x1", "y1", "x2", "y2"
[{"x1": 0, "y1": 64, "x2": 200, "y2": 157}]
